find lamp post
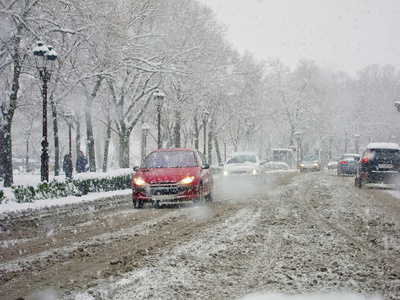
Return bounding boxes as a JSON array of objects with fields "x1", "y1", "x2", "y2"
[
  {"x1": 141, "y1": 123, "x2": 150, "y2": 164},
  {"x1": 202, "y1": 109, "x2": 210, "y2": 157},
  {"x1": 354, "y1": 134, "x2": 360, "y2": 154},
  {"x1": 294, "y1": 131, "x2": 302, "y2": 169},
  {"x1": 154, "y1": 90, "x2": 164, "y2": 149},
  {"x1": 24, "y1": 130, "x2": 31, "y2": 172},
  {"x1": 33, "y1": 41, "x2": 57, "y2": 182},
  {"x1": 64, "y1": 110, "x2": 74, "y2": 157}
]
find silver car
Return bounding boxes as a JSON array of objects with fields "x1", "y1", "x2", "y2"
[{"x1": 222, "y1": 152, "x2": 266, "y2": 185}]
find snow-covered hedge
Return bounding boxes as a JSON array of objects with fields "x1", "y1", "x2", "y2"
[{"x1": 10, "y1": 171, "x2": 133, "y2": 203}]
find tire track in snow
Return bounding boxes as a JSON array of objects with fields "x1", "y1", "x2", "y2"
[
  {"x1": 71, "y1": 206, "x2": 262, "y2": 300},
  {"x1": 0, "y1": 209, "x2": 185, "y2": 273}
]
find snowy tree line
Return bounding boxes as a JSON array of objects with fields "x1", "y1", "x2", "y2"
[{"x1": 2, "y1": 0, "x2": 400, "y2": 187}]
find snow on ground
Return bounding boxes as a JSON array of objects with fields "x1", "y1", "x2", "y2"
[
  {"x1": 1, "y1": 170, "x2": 397, "y2": 300},
  {"x1": 239, "y1": 292, "x2": 382, "y2": 300}
]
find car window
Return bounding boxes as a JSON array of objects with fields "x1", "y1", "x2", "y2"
[
  {"x1": 369, "y1": 149, "x2": 400, "y2": 162},
  {"x1": 142, "y1": 151, "x2": 197, "y2": 168},
  {"x1": 303, "y1": 156, "x2": 318, "y2": 161},
  {"x1": 226, "y1": 154, "x2": 257, "y2": 164}
]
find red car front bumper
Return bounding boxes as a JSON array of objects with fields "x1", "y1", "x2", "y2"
[{"x1": 132, "y1": 184, "x2": 198, "y2": 204}]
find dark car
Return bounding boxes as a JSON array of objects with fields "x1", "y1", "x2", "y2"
[
  {"x1": 337, "y1": 153, "x2": 360, "y2": 176},
  {"x1": 355, "y1": 143, "x2": 400, "y2": 189},
  {"x1": 132, "y1": 148, "x2": 213, "y2": 208},
  {"x1": 299, "y1": 155, "x2": 321, "y2": 172}
]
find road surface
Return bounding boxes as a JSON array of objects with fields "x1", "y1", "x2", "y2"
[{"x1": 0, "y1": 171, "x2": 399, "y2": 299}]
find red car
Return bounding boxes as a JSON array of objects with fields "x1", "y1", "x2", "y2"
[{"x1": 132, "y1": 148, "x2": 213, "y2": 208}]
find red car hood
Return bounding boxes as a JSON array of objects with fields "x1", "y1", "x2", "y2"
[{"x1": 135, "y1": 167, "x2": 199, "y2": 184}]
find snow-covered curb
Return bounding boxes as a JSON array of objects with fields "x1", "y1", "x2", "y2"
[
  {"x1": 0, "y1": 169, "x2": 134, "y2": 213},
  {"x1": 0, "y1": 189, "x2": 132, "y2": 214}
]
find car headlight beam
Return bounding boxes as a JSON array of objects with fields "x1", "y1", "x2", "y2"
[
  {"x1": 134, "y1": 177, "x2": 146, "y2": 187},
  {"x1": 180, "y1": 176, "x2": 195, "y2": 185}
]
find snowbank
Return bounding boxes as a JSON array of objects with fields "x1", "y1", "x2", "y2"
[{"x1": 0, "y1": 169, "x2": 133, "y2": 213}]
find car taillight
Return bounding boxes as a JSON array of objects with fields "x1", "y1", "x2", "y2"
[
  {"x1": 362, "y1": 150, "x2": 370, "y2": 163},
  {"x1": 340, "y1": 161, "x2": 347, "y2": 164}
]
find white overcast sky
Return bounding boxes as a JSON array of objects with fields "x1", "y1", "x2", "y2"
[{"x1": 198, "y1": 0, "x2": 400, "y2": 75}]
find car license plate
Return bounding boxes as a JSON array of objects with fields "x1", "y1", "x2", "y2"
[
  {"x1": 378, "y1": 164, "x2": 393, "y2": 169},
  {"x1": 152, "y1": 195, "x2": 175, "y2": 201}
]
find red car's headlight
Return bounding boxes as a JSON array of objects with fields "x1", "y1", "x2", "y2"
[
  {"x1": 179, "y1": 176, "x2": 195, "y2": 185},
  {"x1": 133, "y1": 177, "x2": 146, "y2": 187}
]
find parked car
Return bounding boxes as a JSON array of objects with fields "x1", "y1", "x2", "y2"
[
  {"x1": 355, "y1": 143, "x2": 400, "y2": 189},
  {"x1": 132, "y1": 148, "x2": 213, "y2": 208},
  {"x1": 337, "y1": 153, "x2": 360, "y2": 176},
  {"x1": 264, "y1": 161, "x2": 290, "y2": 171},
  {"x1": 222, "y1": 151, "x2": 265, "y2": 185},
  {"x1": 327, "y1": 156, "x2": 340, "y2": 170},
  {"x1": 299, "y1": 155, "x2": 322, "y2": 172}
]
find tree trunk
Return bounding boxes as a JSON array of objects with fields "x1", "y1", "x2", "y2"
[
  {"x1": 214, "y1": 136, "x2": 222, "y2": 165},
  {"x1": 173, "y1": 110, "x2": 181, "y2": 147},
  {"x1": 0, "y1": 127, "x2": 4, "y2": 178},
  {"x1": 86, "y1": 100, "x2": 96, "y2": 172},
  {"x1": 1, "y1": 34, "x2": 22, "y2": 187},
  {"x1": 102, "y1": 119, "x2": 112, "y2": 172},
  {"x1": 119, "y1": 124, "x2": 130, "y2": 168},
  {"x1": 1, "y1": 121, "x2": 13, "y2": 187},
  {"x1": 85, "y1": 77, "x2": 102, "y2": 172},
  {"x1": 75, "y1": 116, "x2": 81, "y2": 157},
  {"x1": 194, "y1": 114, "x2": 199, "y2": 150},
  {"x1": 50, "y1": 94, "x2": 60, "y2": 176},
  {"x1": 208, "y1": 121, "x2": 213, "y2": 164}
]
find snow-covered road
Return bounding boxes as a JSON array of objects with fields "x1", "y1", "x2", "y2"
[{"x1": 0, "y1": 171, "x2": 399, "y2": 300}]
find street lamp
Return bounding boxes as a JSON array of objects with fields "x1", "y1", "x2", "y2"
[
  {"x1": 354, "y1": 134, "x2": 360, "y2": 154},
  {"x1": 24, "y1": 130, "x2": 31, "y2": 172},
  {"x1": 64, "y1": 110, "x2": 74, "y2": 157},
  {"x1": 141, "y1": 123, "x2": 150, "y2": 164},
  {"x1": 33, "y1": 41, "x2": 57, "y2": 182},
  {"x1": 294, "y1": 131, "x2": 302, "y2": 169},
  {"x1": 202, "y1": 109, "x2": 210, "y2": 157},
  {"x1": 154, "y1": 90, "x2": 164, "y2": 149}
]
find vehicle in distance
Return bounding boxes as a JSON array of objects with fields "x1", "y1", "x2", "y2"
[
  {"x1": 132, "y1": 148, "x2": 213, "y2": 208},
  {"x1": 299, "y1": 155, "x2": 321, "y2": 172},
  {"x1": 222, "y1": 151, "x2": 265, "y2": 185},
  {"x1": 337, "y1": 153, "x2": 360, "y2": 176},
  {"x1": 355, "y1": 143, "x2": 400, "y2": 189},
  {"x1": 327, "y1": 156, "x2": 340, "y2": 170}
]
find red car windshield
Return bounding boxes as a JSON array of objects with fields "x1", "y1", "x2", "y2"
[{"x1": 142, "y1": 151, "x2": 197, "y2": 168}]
